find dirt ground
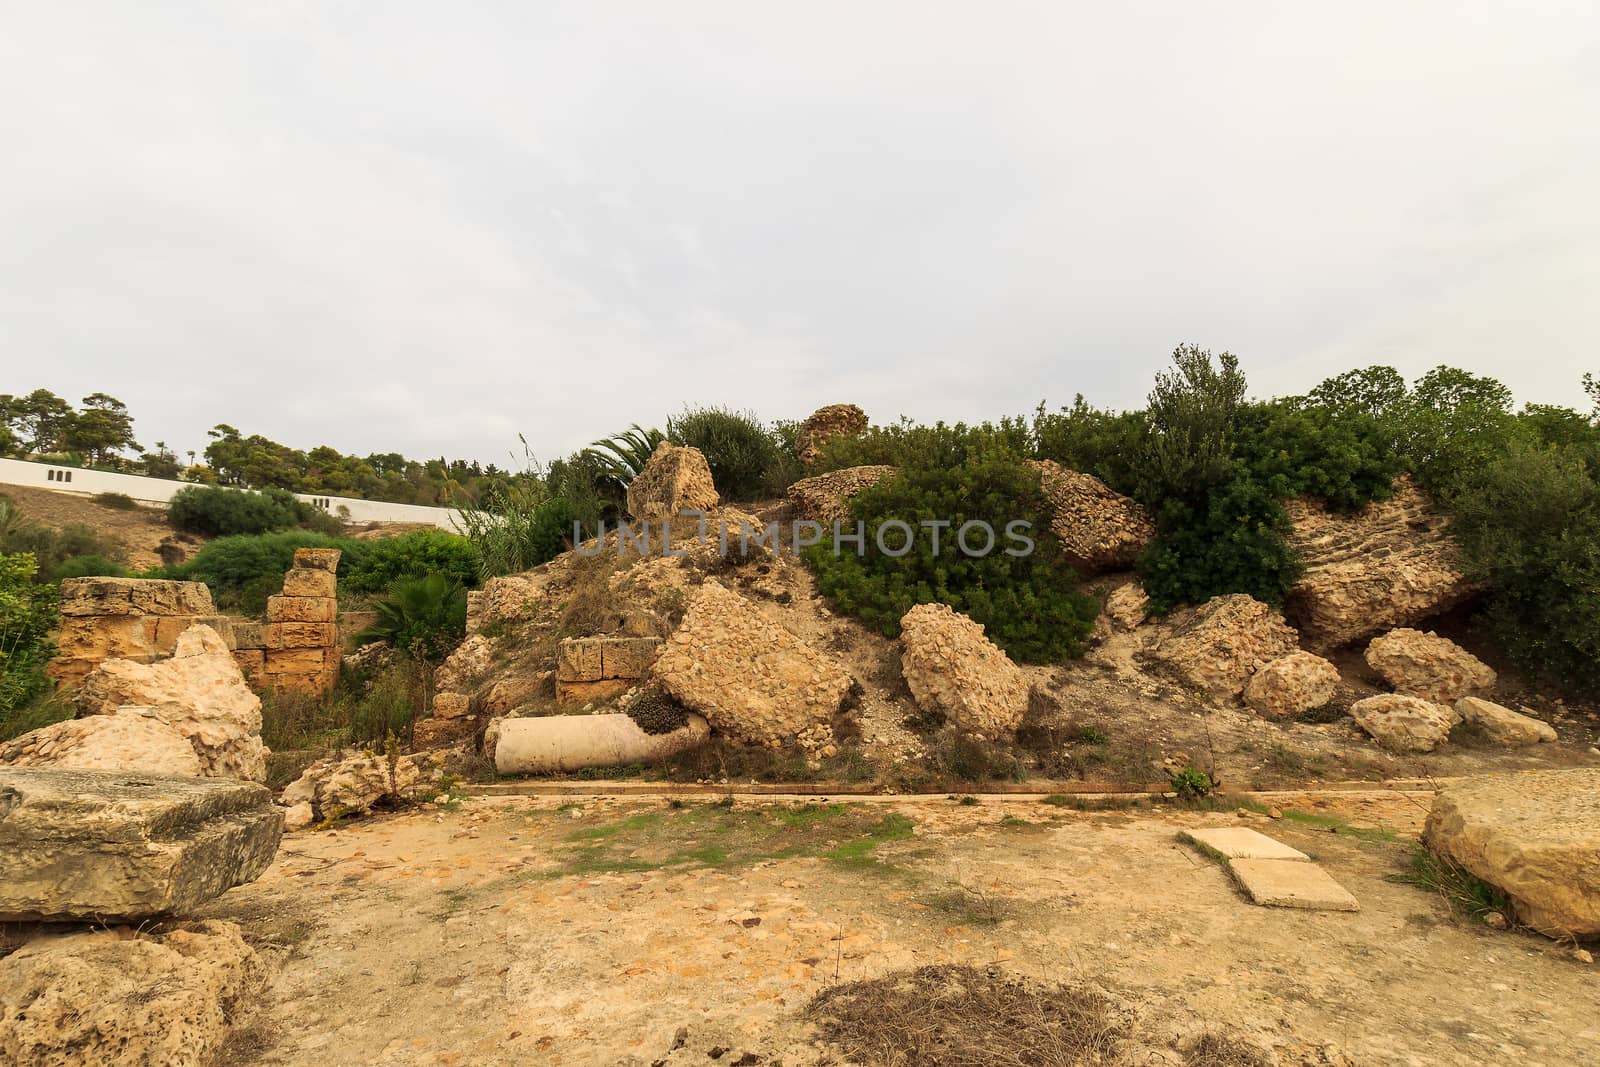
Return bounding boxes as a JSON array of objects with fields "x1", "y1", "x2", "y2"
[{"x1": 206, "y1": 790, "x2": 1600, "y2": 1067}]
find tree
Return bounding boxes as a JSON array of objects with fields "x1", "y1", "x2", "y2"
[
  {"x1": 65, "y1": 393, "x2": 139, "y2": 466},
  {"x1": 1308, "y1": 365, "x2": 1408, "y2": 420},
  {"x1": 15, "y1": 390, "x2": 73, "y2": 454}
]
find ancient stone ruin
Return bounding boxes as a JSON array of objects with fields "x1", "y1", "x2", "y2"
[{"x1": 48, "y1": 577, "x2": 234, "y2": 687}]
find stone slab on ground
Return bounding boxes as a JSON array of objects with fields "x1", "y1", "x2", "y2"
[
  {"x1": 0, "y1": 767, "x2": 283, "y2": 922},
  {"x1": 1228, "y1": 858, "x2": 1360, "y2": 912},
  {"x1": 1180, "y1": 826, "x2": 1310, "y2": 862}
]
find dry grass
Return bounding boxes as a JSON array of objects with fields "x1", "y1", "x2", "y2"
[{"x1": 806, "y1": 965, "x2": 1123, "y2": 1067}]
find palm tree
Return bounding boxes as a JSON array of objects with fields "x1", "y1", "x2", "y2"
[{"x1": 582, "y1": 424, "x2": 664, "y2": 496}]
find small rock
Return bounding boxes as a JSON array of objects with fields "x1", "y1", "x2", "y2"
[
  {"x1": 1483, "y1": 912, "x2": 1508, "y2": 930},
  {"x1": 1268, "y1": 807, "x2": 1283, "y2": 819},
  {"x1": 1574, "y1": 948, "x2": 1595, "y2": 965}
]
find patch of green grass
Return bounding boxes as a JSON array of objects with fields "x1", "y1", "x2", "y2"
[
  {"x1": 498, "y1": 803, "x2": 921, "y2": 885},
  {"x1": 1037, "y1": 793, "x2": 1145, "y2": 811},
  {"x1": 563, "y1": 812, "x2": 663, "y2": 841},
  {"x1": 997, "y1": 814, "x2": 1043, "y2": 831},
  {"x1": 1393, "y1": 846, "x2": 1511, "y2": 923},
  {"x1": 923, "y1": 886, "x2": 1009, "y2": 926},
  {"x1": 1279, "y1": 809, "x2": 1398, "y2": 844},
  {"x1": 821, "y1": 813, "x2": 916, "y2": 870},
  {"x1": 1071, "y1": 724, "x2": 1108, "y2": 744}
]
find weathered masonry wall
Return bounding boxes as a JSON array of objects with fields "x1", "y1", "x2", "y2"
[
  {"x1": 48, "y1": 578, "x2": 237, "y2": 687},
  {"x1": 555, "y1": 636, "x2": 662, "y2": 704},
  {"x1": 50, "y1": 549, "x2": 348, "y2": 697}
]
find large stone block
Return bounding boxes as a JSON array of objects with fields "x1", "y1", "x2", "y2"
[
  {"x1": 1426, "y1": 769, "x2": 1600, "y2": 938},
  {"x1": 900, "y1": 603, "x2": 1030, "y2": 738},
  {"x1": 265, "y1": 595, "x2": 337, "y2": 623},
  {"x1": 58, "y1": 577, "x2": 216, "y2": 619},
  {"x1": 0, "y1": 767, "x2": 283, "y2": 922},
  {"x1": 1027, "y1": 459, "x2": 1156, "y2": 573},
  {"x1": 626, "y1": 440, "x2": 720, "y2": 521},
  {"x1": 293, "y1": 547, "x2": 341, "y2": 572},
  {"x1": 263, "y1": 647, "x2": 332, "y2": 674},
  {"x1": 556, "y1": 637, "x2": 604, "y2": 682},
  {"x1": 556, "y1": 636, "x2": 662, "y2": 683},
  {"x1": 265, "y1": 622, "x2": 338, "y2": 650},
  {"x1": 281, "y1": 567, "x2": 337, "y2": 598}
]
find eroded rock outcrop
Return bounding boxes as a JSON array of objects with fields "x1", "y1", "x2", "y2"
[
  {"x1": 795, "y1": 403, "x2": 868, "y2": 465},
  {"x1": 278, "y1": 750, "x2": 423, "y2": 830},
  {"x1": 0, "y1": 767, "x2": 282, "y2": 922},
  {"x1": 1142, "y1": 595, "x2": 1300, "y2": 699},
  {"x1": 0, "y1": 920, "x2": 263, "y2": 1067},
  {"x1": 74, "y1": 624, "x2": 268, "y2": 782},
  {"x1": 1101, "y1": 582, "x2": 1150, "y2": 631},
  {"x1": 787, "y1": 465, "x2": 896, "y2": 523},
  {"x1": 899, "y1": 603, "x2": 1030, "y2": 738},
  {"x1": 1349, "y1": 693, "x2": 1455, "y2": 753},
  {"x1": 0, "y1": 709, "x2": 202, "y2": 777},
  {"x1": 1027, "y1": 460, "x2": 1155, "y2": 573},
  {"x1": 1242, "y1": 651, "x2": 1340, "y2": 720},
  {"x1": 626, "y1": 440, "x2": 720, "y2": 521},
  {"x1": 1284, "y1": 479, "x2": 1476, "y2": 649},
  {"x1": 1426, "y1": 769, "x2": 1600, "y2": 937},
  {"x1": 1365, "y1": 628, "x2": 1496, "y2": 704},
  {"x1": 651, "y1": 581, "x2": 853, "y2": 744}
]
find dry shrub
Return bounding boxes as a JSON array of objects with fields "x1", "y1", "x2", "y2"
[
  {"x1": 806, "y1": 965, "x2": 1122, "y2": 1067},
  {"x1": 1184, "y1": 1032, "x2": 1274, "y2": 1067}
]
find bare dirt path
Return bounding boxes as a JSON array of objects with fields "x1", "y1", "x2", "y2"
[{"x1": 207, "y1": 793, "x2": 1598, "y2": 1066}]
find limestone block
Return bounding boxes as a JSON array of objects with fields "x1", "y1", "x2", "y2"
[
  {"x1": 266, "y1": 595, "x2": 337, "y2": 623},
  {"x1": 293, "y1": 547, "x2": 341, "y2": 572},
  {"x1": 263, "y1": 648, "x2": 331, "y2": 675},
  {"x1": 556, "y1": 638, "x2": 604, "y2": 682},
  {"x1": 0, "y1": 767, "x2": 283, "y2": 922},
  {"x1": 281, "y1": 568, "x2": 337, "y2": 598},
  {"x1": 265, "y1": 622, "x2": 338, "y2": 650}
]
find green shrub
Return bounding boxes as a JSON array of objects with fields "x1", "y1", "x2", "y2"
[
  {"x1": 1138, "y1": 466, "x2": 1302, "y2": 612},
  {"x1": 1233, "y1": 400, "x2": 1401, "y2": 512},
  {"x1": 1031, "y1": 397, "x2": 1146, "y2": 495},
  {"x1": 804, "y1": 450, "x2": 1098, "y2": 662},
  {"x1": 0, "y1": 507, "x2": 126, "y2": 582},
  {"x1": 354, "y1": 573, "x2": 467, "y2": 662},
  {"x1": 168, "y1": 485, "x2": 303, "y2": 536},
  {"x1": 666, "y1": 406, "x2": 789, "y2": 500},
  {"x1": 342, "y1": 529, "x2": 480, "y2": 594},
  {"x1": 0, "y1": 552, "x2": 59, "y2": 730},
  {"x1": 49, "y1": 554, "x2": 129, "y2": 581},
  {"x1": 457, "y1": 486, "x2": 581, "y2": 579},
  {"x1": 92, "y1": 491, "x2": 139, "y2": 510},
  {"x1": 1446, "y1": 440, "x2": 1600, "y2": 691},
  {"x1": 167, "y1": 531, "x2": 362, "y2": 612},
  {"x1": 813, "y1": 417, "x2": 1033, "y2": 474},
  {"x1": 1131, "y1": 346, "x2": 1303, "y2": 612}
]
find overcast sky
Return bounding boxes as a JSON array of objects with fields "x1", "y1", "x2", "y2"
[{"x1": 3, "y1": 3, "x2": 1597, "y2": 466}]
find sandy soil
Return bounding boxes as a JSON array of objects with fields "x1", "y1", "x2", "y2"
[{"x1": 206, "y1": 791, "x2": 1600, "y2": 1066}]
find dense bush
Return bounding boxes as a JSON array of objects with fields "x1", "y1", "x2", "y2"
[
  {"x1": 0, "y1": 499, "x2": 126, "y2": 584},
  {"x1": 343, "y1": 529, "x2": 480, "y2": 594},
  {"x1": 354, "y1": 573, "x2": 467, "y2": 662},
  {"x1": 1446, "y1": 440, "x2": 1600, "y2": 691},
  {"x1": 667, "y1": 406, "x2": 793, "y2": 500},
  {"x1": 0, "y1": 552, "x2": 59, "y2": 733},
  {"x1": 168, "y1": 485, "x2": 304, "y2": 537},
  {"x1": 1130, "y1": 345, "x2": 1303, "y2": 611},
  {"x1": 457, "y1": 485, "x2": 582, "y2": 578},
  {"x1": 805, "y1": 450, "x2": 1098, "y2": 662},
  {"x1": 48, "y1": 554, "x2": 128, "y2": 581},
  {"x1": 1233, "y1": 400, "x2": 1401, "y2": 512},
  {"x1": 1031, "y1": 397, "x2": 1145, "y2": 495},
  {"x1": 166, "y1": 531, "x2": 361, "y2": 612},
  {"x1": 1137, "y1": 468, "x2": 1303, "y2": 611},
  {"x1": 813, "y1": 417, "x2": 1033, "y2": 474}
]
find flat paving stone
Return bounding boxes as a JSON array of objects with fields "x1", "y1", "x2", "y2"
[
  {"x1": 1179, "y1": 826, "x2": 1309, "y2": 861},
  {"x1": 1229, "y1": 858, "x2": 1360, "y2": 911}
]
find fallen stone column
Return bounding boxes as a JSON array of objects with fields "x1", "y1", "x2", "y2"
[
  {"x1": 0, "y1": 767, "x2": 283, "y2": 922},
  {"x1": 490, "y1": 713, "x2": 709, "y2": 775}
]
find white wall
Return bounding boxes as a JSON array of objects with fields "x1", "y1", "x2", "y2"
[{"x1": 0, "y1": 457, "x2": 462, "y2": 531}]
